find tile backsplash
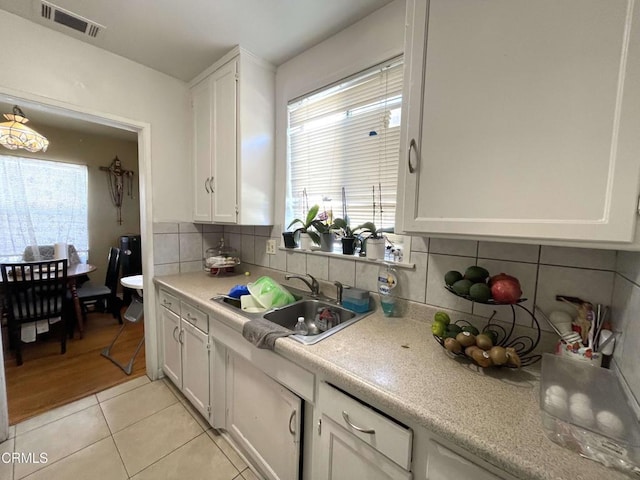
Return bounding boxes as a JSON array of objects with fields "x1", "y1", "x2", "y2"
[{"x1": 152, "y1": 222, "x2": 640, "y2": 405}]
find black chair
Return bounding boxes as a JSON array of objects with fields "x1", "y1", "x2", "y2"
[
  {"x1": 77, "y1": 247, "x2": 123, "y2": 324},
  {"x1": 1, "y1": 259, "x2": 68, "y2": 366}
]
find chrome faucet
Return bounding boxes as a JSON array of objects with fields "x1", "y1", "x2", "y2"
[
  {"x1": 334, "y1": 281, "x2": 343, "y2": 305},
  {"x1": 285, "y1": 274, "x2": 320, "y2": 297}
]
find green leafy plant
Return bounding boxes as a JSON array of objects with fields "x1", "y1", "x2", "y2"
[
  {"x1": 331, "y1": 218, "x2": 355, "y2": 238},
  {"x1": 288, "y1": 204, "x2": 321, "y2": 244},
  {"x1": 354, "y1": 222, "x2": 393, "y2": 239}
]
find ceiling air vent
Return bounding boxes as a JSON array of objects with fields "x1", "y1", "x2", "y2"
[{"x1": 39, "y1": 1, "x2": 105, "y2": 38}]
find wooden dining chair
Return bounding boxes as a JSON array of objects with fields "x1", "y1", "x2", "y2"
[
  {"x1": 77, "y1": 247, "x2": 123, "y2": 324},
  {"x1": 0, "y1": 259, "x2": 68, "y2": 366}
]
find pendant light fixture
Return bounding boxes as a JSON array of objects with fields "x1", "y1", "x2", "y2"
[{"x1": 0, "y1": 105, "x2": 49, "y2": 152}]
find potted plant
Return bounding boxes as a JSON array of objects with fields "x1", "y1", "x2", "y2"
[
  {"x1": 287, "y1": 204, "x2": 321, "y2": 250},
  {"x1": 355, "y1": 222, "x2": 393, "y2": 260},
  {"x1": 313, "y1": 215, "x2": 335, "y2": 252},
  {"x1": 332, "y1": 218, "x2": 357, "y2": 255}
]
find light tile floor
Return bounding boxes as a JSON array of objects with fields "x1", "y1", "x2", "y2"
[{"x1": 0, "y1": 376, "x2": 261, "y2": 480}]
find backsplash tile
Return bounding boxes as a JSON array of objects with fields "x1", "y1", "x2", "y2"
[
  {"x1": 179, "y1": 233, "x2": 203, "y2": 263},
  {"x1": 616, "y1": 250, "x2": 640, "y2": 285},
  {"x1": 536, "y1": 265, "x2": 614, "y2": 332},
  {"x1": 328, "y1": 257, "x2": 356, "y2": 286},
  {"x1": 478, "y1": 241, "x2": 539, "y2": 263},
  {"x1": 153, "y1": 224, "x2": 639, "y2": 406},
  {"x1": 429, "y1": 238, "x2": 477, "y2": 257},
  {"x1": 307, "y1": 254, "x2": 329, "y2": 281},
  {"x1": 241, "y1": 235, "x2": 255, "y2": 265},
  {"x1": 253, "y1": 237, "x2": 270, "y2": 268},
  {"x1": 540, "y1": 246, "x2": 617, "y2": 270},
  {"x1": 153, "y1": 233, "x2": 179, "y2": 265},
  {"x1": 286, "y1": 251, "x2": 306, "y2": 275}
]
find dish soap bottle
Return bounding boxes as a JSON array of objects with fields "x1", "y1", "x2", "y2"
[
  {"x1": 378, "y1": 263, "x2": 399, "y2": 317},
  {"x1": 294, "y1": 316, "x2": 309, "y2": 335}
]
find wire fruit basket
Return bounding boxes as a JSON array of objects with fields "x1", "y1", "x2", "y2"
[{"x1": 433, "y1": 286, "x2": 542, "y2": 367}]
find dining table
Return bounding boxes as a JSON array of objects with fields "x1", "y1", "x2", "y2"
[
  {"x1": 67, "y1": 262, "x2": 97, "y2": 338},
  {"x1": 0, "y1": 260, "x2": 96, "y2": 339}
]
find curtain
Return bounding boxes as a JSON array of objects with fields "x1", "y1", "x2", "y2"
[{"x1": 0, "y1": 155, "x2": 88, "y2": 262}]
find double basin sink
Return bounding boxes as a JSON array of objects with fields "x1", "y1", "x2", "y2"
[{"x1": 211, "y1": 289, "x2": 371, "y2": 345}]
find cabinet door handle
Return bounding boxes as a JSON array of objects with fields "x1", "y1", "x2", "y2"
[
  {"x1": 288, "y1": 410, "x2": 296, "y2": 436},
  {"x1": 204, "y1": 177, "x2": 210, "y2": 193},
  {"x1": 342, "y1": 411, "x2": 375, "y2": 434},
  {"x1": 178, "y1": 329, "x2": 184, "y2": 344},
  {"x1": 172, "y1": 326, "x2": 179, "y2": 342},
  {"x1": 408, "y1": 138, "x2": 418, "y2": 174},
  {"x1": 210, "y1": 176, "x2": 215, "y2": 194}
]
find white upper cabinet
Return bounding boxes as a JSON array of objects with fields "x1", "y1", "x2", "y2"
[
  {"x1": 191, "y1": 47, "x2": 275, "y2": 225},
  {"x1": 398, "y1": 0, "x2": 640, "y2": 245}
]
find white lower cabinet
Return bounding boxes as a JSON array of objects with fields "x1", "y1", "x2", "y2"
[
  {"x1": 226, "y1": 351, "x2": 302, "y2": 480},
  {"x1": 425, "y1": 441, "x2": 503, "y2": 480},
  {"x1": 159, "y1": 290, "x2": 211, "y2": 420},
  {"x1": 315, "y1": 382, "x2": 413, "y2": 480}
]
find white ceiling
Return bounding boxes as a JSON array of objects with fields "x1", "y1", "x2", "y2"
[
  {"x1": 0, "y1": 0, "x2": 393, "y2": 140},
  {"x1": 0, "y1": 0, "x2": 394, "y2": 82}
]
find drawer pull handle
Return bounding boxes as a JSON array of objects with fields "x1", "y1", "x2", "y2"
[
  {"x1": 342, "y1": 411, "x2": 375, "y2": 434},
  {"x1": 163, "y1": 300, "x2": 172, "y2": 306}
]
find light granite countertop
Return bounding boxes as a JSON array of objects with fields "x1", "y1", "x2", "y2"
[{"x1": 153, "y1": 266, "x2": 632, "y2": 480}]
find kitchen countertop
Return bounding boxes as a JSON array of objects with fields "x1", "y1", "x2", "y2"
[{"x1": 154, "y1": 266, "x2": 632, "y2": 480}]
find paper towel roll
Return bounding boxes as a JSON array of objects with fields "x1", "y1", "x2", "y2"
[{"x1": 54, "y1": 242, "x2": 67, "y2": 260}]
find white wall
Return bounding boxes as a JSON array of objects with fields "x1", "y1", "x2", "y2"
[
  {"x1": 0, "y1": 9, "x2": 191, "y2": 223},
  {"x1": 273, "y1": 0, "x2": 406, "y2": 230}
]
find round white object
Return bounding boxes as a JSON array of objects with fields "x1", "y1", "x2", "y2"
[
  {"x1": 544, "y1": 393, "x2": 568, "y2": 418},
  {"x1": 545, "y1": 385, "x2": 567, "y2": 401},
  {"x1": 596, "y1": 410, "x2": 625, "y2": 438},
  {"x1": 569, "y1": 392, "x2": 592, "y2": 407},
  {"x1": 570, "y1": 402, "x2": 595, "y2": 427}
]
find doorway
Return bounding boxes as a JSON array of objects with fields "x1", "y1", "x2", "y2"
[{"x1": 0, "y1": 92, "x2": 157, "y2": 438}]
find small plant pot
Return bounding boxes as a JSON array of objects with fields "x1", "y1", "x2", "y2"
[
  {"x1": 319, "y1": 232, "x2": 334, "y2": 252},
  {"x1": 299, "y1": 232, "x2": 313, "y2": 251},
  {"x1": 365, "y1": 237, "x2": 385, "y2": 260},
  {"x1": 282, "y1": 232, "x2": 297, "y2": 249},
  {"x1": 341, "y1": 237, "x2": 356, "y2": 255}
]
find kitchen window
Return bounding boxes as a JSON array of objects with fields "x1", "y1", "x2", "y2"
[
  {"x1": 0, "y1": 155, "x2": 89, "y2": 262},
  {"x1": 286, "y1": 57, "x2": 403, "y2": 231}
]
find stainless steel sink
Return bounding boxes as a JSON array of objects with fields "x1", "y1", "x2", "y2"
[
  {"x1": 264, "y1": 299, "x2": 361, "y2": 345},
  {"x1": 211, "y1": 291, "x2": 371, "y2": 345}
]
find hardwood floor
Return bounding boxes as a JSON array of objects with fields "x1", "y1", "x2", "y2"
[{"x1": 3, "y1": 310, "x2": 146, "y2": 425}]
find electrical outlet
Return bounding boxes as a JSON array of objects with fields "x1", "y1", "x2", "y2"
[{"x1": 266, "y1": 239, "x2": 277, "y2": 255}]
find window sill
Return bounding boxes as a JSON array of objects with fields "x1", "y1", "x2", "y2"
[{"x1": 278, "y1": 246, "x2": 415, "y2": 270}]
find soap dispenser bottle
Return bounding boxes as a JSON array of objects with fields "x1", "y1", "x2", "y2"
[{"x1": 378, "y1": 263, "x2": 399, "y2": 317}]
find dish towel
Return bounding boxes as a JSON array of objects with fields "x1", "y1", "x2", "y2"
[
  {"x1": 21, "y1": 317, "x2": 61, "y2": 343},
  {"x1": 242, "y1": 317, "x2": 292, "y2": 350}
]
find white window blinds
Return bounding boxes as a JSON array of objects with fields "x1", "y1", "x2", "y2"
[
  {"x1": 287, "y1": 57, "x2": 403, "y2": 230},
  {"x1": 0, "y1": 155, "x2": 89, "y2": 262}
]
